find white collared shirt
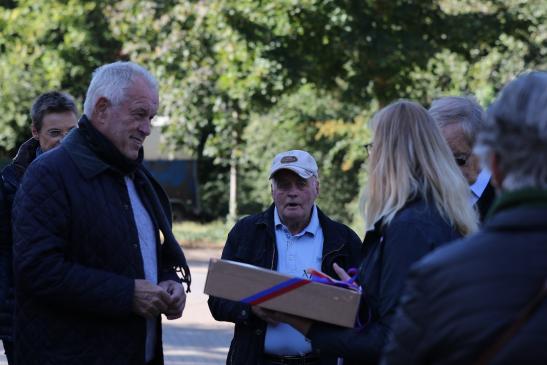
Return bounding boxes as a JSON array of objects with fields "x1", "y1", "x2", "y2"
[
  {"x1": 264, "y1": 205, "x2": 324, "y2": 356},
  {"x1": 470, "y1": 169, "x2": 492, "y2": 205}
]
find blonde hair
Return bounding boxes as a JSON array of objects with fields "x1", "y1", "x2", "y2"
[{"x1": 361, "y1": 100, "x2": 478, "y2": 236}]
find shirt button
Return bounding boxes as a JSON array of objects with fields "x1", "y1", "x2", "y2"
[
  {"x1": 133, "y1": 243, "x2": 138, "y2": 249},
  {"x1": 255, "y1": 329, "x2": 262, "y2": 335},
  {"x1": 123, "y1": 204, "x2": 130, "y2": 210},
  {"x1": 241, "y1": 310, "x2": 247, "y2": 316}
]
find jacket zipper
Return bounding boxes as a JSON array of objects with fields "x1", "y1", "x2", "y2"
[
  {"x1": 322, "y1": 244, "x2": 344, "y2": 270},
  {"x1": 270, "y1": 240, "x2": 276, "y2": 270}
]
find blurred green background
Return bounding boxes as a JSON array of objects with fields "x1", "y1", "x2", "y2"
[{"x1": 1, "y1": 0, "x2": 545, "y2": 240}]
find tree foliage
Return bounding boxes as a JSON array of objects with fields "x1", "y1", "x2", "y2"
[
  {"x1": 217, "y1": 0, "x2": 545, "y2": 224},
  {"x1": 223, "y1": 0, "x2": 538, "y2": 105},
  {"x1": 0, "y1": 0, "x2": 545, "y2": 227},
  {"x1": 240, "y1": 84, "x2": 370, "y2": 222},
  {"x1": 0, "y1": 0, "x2": 121, "y2": 155}
]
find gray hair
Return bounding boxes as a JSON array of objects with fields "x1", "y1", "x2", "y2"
[
  {"x1": 83, "y1": 61, "x2": 158, "y2": 116},
  {"x1": 30, "y1": 91, "x2": 78, "y2": 131},
  {"x1": 475, "y1": 71, "x2": 547, "y2": 190},
  {"x1": 429, "y1": 95, "x2": 486, "y2": 144}
]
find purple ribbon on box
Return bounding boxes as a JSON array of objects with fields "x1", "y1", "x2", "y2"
[
  {"x1": 307, "y1": 268, "x2": 360, "y2": 291},
  {"x1": 241, "y1": 268, "x2": 361, "y2": 306}
]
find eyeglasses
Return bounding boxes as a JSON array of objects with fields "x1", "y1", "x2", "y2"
[
  {"x1": 454, "y1": 155, "x2": 469, "y2": 166},
  {"x1": 364, "y1": 142, "x2": 373, "y2": 158}
]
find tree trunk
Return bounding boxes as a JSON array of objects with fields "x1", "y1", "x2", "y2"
[{"x1": 228, "y1": 149, "x2": 238, "y2": 223}]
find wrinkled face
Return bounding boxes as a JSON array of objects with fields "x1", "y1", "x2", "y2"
[
  {"x1": 441, "y1": 123, "x2": 481, "y2": 185},
  {"x1": 32, "y1": 111, "x2": 78, "y2": 152},
  {"x1": 271, "y1": 169, "x2": 319, "y2": 231},
  {"x1": 92, "y1": 76, "x2": 159, "y2": 160}
]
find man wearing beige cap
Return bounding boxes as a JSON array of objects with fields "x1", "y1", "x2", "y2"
[{"x1": 209, "y1": 150, "x2": 362, "y2": 365}]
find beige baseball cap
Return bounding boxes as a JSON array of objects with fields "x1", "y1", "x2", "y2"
[{"x1": 269, "y1": 150, "x2": 319, "y2": 179}]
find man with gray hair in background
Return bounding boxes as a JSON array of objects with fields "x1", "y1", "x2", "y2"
[
  {"x1": 12, "y1": 61, "x2": 191, "y2": 365},
  {"x1": 382, "y1": 71, "x2": 547, "y2": 364},
  {"x1": 429, "y1": 96, "x2": 496, "y2": 221}
]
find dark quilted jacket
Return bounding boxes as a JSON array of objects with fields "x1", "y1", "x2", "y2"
[
  {"x1": 208, "y1": 204, "x2": 363, "y2": 365},
  {"x1": 0, "y1": 138, "x2": 39, "y2": 341},
  {"x1": 12, "y1": 129, "x2": 182, "y2": 365}
]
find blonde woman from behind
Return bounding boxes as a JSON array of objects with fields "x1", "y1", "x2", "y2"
[
  {"x1": 348, "y1": 99, "x2": 478, "y2": 362},
  {"x1": 260, "y1": 100, "x2": 478, "y2": 365},
  {"x1": 363, "y1": 99, "x2": 478, "y2": 234}
]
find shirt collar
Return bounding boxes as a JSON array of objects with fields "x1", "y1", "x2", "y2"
[
  {"x1": 274, "y1": 204, "x2": 320, "y2": 237},
  {"x1": 471, "y1": 169, "x2": 492, "y2": 199}
]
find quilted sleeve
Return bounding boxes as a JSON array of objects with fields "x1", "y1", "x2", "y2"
[{"x1": 12, "y1": 160, "x2": 135, "y2": 317}]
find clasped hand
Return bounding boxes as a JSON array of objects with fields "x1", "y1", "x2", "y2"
[{"x1": 132, "y1": 279, "x2": 186, "y2": 320}]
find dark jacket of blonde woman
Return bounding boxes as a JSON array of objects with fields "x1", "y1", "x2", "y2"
[{"x1": 306, "y1": 196, "x2": 460, "y2": 364}]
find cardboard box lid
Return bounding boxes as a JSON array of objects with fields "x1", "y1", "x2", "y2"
[{"x1": 204, "y1": 258, "x2": 361, "y2": 328}]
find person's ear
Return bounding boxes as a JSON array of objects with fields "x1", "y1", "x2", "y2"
[
  {"x1": 92, "y1": 97, "x2": 110, "y2": 123},
  {"x1": 490, "y1": 153, "x2": 504, "y2": 189},
  {"x1": 31, "y1": 124, "x2": 39, "y2": 140}
]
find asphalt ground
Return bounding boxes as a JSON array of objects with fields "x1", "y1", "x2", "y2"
[{"x1": 0, "y1": 248, "x2": 233, "y2": 365}]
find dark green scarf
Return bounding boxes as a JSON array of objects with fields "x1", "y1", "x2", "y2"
[{"x1": 487, "y1": 187, "x2": 547, "y2": 218}]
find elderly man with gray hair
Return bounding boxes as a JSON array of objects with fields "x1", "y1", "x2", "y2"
[
  {"x1": 382, "y1": 71, "x2": 547, "y2": 365},
  {"x1": 209, "y1": 150, "x2": 362, "y2": 365},
  {"x1": 429, "y1": 96, "x2": 496, "y2": 220},
  {"x1": 12, "y1": 61, "x2": 191, "y2": 365}
]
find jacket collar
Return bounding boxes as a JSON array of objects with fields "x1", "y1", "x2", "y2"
[
  {"x1": 61, "y1": 128, "x2": 112, "y2": 180},
  {"x1": 487, "y1": 188, "x2": 547, "y2": 218},
  {"x1": 485, "y1": 188, "x2": 547, "y2": 231},
  {"x1": 485, "y1": 205, "x2": 547, "y2": 232},
  {"x1": 273, "y1": 205, "x2": 321, "y2": 237},
  {"x1": 256, "y1": 203, "x2": 345, "y2": 254},
  {"x1": 1, "y1": 138, "x2": 40, "y2": 188}
]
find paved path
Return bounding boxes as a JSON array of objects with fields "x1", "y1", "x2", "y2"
[
  {"x1": 162, "y1": 248, "x2": 233, "y2": 365},
  {"x1": 0, "y1": 248, "x2": 233, "y2": 365}
]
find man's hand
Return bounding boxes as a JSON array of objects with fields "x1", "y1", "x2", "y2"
[
  {"x1": 252, "y1": 306, "x2": 279, "y2": 325},
  {"x1": 333, "y1": 262, "x2": 351, "y2": 281},
  {"x1": 253, "y1": 306, "x2": 313, "y2": 335},
  {"x1": 158, "y1": 280, "x2": 186, "y2": 320},
  {"x1": 132, "y1": 279, "x2": 171, "y2": 319}
]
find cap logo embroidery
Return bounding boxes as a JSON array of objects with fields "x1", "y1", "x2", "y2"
[{"x1": 281, "y1": 156, "x2": 297, "y2": 164}]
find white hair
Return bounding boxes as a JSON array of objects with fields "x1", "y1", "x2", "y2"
[
  {"x1": 362, "y1": 100, "x2": 478, "y2": 236},
  {"x1": 475, "y1": 71, "x2": 547, "y2": 190},
  {"x1": 429, "y1": 95, "x2": 485, "y2": 144},
  {"x1": 83, "y1": 61, "x2": 158, "y2": 116}
]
